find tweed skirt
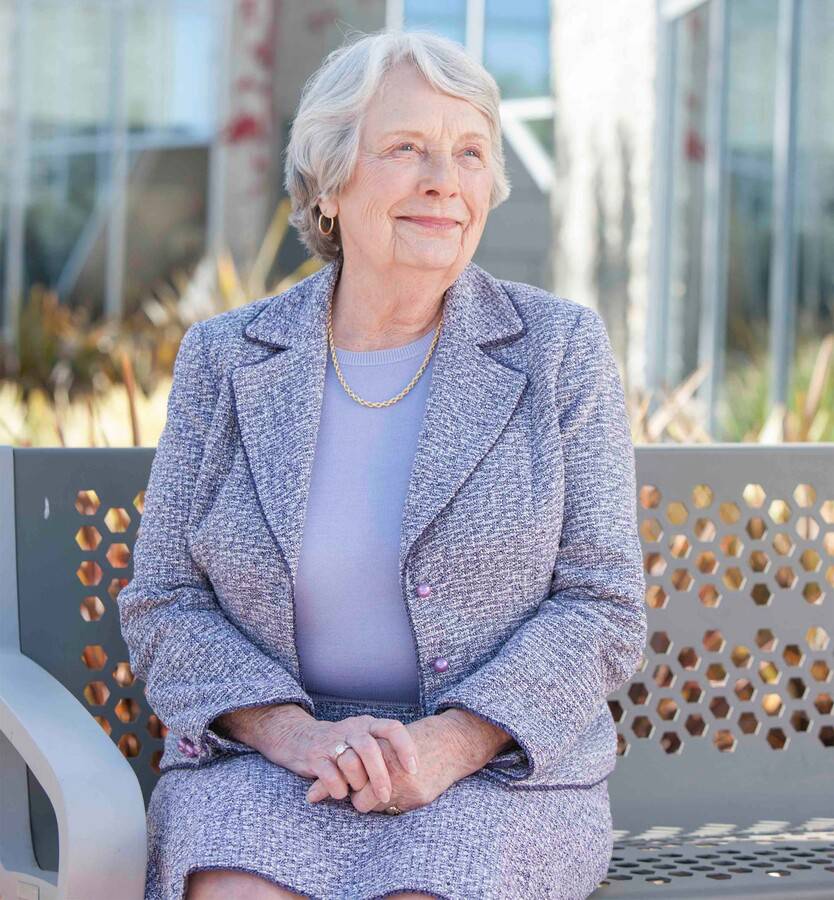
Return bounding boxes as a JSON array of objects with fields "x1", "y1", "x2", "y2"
[{"x1": 144, "y1": 691, "x2": 614, "y2": 900}]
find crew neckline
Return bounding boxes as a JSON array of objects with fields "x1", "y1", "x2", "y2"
[{"x1": 334, "y1": 327, "x2": 438, "y2": 367}]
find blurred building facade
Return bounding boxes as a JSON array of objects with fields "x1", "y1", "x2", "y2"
[
  {"x1": 0, "y1": 0, "x2": 553, "y2": 347},
  {"x1": 2, "y1": 0, "x2": 831, "y2": 441},
  {"x1": 648, "y1": 0, "x2": 834, "y2": 439},
  {"x1": 553, "y1": 0, "x2": 833, "y2": 437},
  {"x1": 1, "y1": 0, "x2": 230, "y2": 342}
]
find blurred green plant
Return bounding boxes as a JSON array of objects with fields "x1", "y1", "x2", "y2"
[
  {"x1": 720, "y1": 332, "x2": 834, "y2": 442},
  {"x1": 627, "y1": 328, "x2": 834, "y2": 443},
  {"x1": 0, "y1": 197, "x2": 319, "y2": 447},
  {"x1": 7, "y1": 284, "x2": 121, "y2": 445}
]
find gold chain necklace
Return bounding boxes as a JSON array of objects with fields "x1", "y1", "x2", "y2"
[{"x1": 326, "y1": 291, "x2": 444, "y2": 408}]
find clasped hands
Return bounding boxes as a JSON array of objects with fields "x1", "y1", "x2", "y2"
[{"x1": 265, "y1": 710, "x2": 482, "y2": 815}]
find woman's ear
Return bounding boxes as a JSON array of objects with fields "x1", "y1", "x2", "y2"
[{"x1": 317, "y1": 196, "x2": 338, "y2": 219}]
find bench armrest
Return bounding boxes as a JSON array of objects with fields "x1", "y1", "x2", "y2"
[{"x1": 0, "y1": 650, "x2": 147, "y2": 900}]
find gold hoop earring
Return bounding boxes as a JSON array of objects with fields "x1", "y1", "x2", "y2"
[{"x1": 318, "y1": 212, "x2": 335, "y2": 236}]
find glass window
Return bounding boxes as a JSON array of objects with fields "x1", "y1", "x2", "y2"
[
  {"x1": 123, "y1": 146, "x2": 209, "y2": 313},
  {"x1": 792, "y1": 0, "x2": 834, "y2": 400},
  {"x1": 403, "y1": 0, "x2": 466, "y2": 45},
  {"x1": 665, "y1": 2, "x2": 711, "y2": 391},
  {"x1": 23, "y1": 151, "x2": 110, "y2": 310},
  {"x1": 120, "y1": 0, "x2": 220, "y2": 315},
  {"x1": 719, "y1": 0, "x2": 779, "y2": 437},
  {"x1": 22, "y1": 0, "x2": 113, "y2": 310},
  {"x1": 125, "y1": 0, "x2": 218, "y2": 139},
  {"x1": 483, "y1": 0, "x2": 550, "y2": 98},
  {"x1": 26, "y1": 0, "x2": 111, "y2": 144},
  {"x1": 12, "y1": 0, "x2": 220, "y2": 318},
  {"x1": 0, "y1": 3, "x2": 13, "y2": 329},
  {"x1": 0, "y1": 142, "x2": 8, "y2": 326},
  {"x1": 663, "y1": 0, "x2": 781, "y2": 438}
]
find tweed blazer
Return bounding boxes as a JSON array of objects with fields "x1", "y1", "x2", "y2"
[{"x1": 117, "y1": 254, "x2": 647, "y2": 791}]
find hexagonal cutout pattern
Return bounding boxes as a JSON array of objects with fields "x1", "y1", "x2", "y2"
[
  {"x1": 73, "y1": 481, "x2": 165, "y2": 774},
  {"x1": 623, "y1": 472, "x2": 834, "y2": 760}
]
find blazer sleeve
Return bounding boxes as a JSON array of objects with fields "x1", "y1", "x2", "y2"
[
  {"x1": 117, "y1": 321, "x2": 317, "y2": 763},
  {"x1": 426, "y1": 305, "x2": 647, "y2": 787}
]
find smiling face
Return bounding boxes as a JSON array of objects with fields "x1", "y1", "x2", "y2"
[{"x1": 319, "y1": 62, "x2": 495, "y2": 278}]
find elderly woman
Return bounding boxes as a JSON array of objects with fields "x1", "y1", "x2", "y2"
[{"x1": 118, "y1": 28, "x2": 646, "y2": 900}]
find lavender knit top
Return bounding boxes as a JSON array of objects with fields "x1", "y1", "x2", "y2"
[{"x1": 294, "y1": 326, "x2": 438, "y2": 704}]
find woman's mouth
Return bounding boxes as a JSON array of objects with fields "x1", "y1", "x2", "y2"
[{"x1": 397, "y1": 216, "x2": 460, "y2": 231}]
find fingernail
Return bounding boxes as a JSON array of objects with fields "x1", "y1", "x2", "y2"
[
  {"x1": 407, "y1": 757, "x2": 418, "y2": 774},
  {"x1": 381, "y1": 788, "x2": 391, "y2": 803}
]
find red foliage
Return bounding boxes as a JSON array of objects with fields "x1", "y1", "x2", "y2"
[
  {"x1": 684, "y1": 127, "x2": 705, "y2": 163},
  {"x1": 222, "y1": 113, "x2": 268, "y2": 143},
  {"x1": 252, "y1": 38, "x2": 275, "y2": 69}
]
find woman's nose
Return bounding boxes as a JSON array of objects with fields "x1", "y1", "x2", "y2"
[{"x1": 419, "y1": 152, "x2": 460, "y2": 195}]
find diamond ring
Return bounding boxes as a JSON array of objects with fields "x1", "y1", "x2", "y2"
[{"x1": 332, "y1": 740, "x2": 351, "y2": 759}]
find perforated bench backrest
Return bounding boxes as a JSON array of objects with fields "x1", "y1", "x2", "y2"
[
  {"x1": 9, "y1": 448, "x2": 155, "y2": 871},
  {"x1": 6, "y1": 444, "x2": 834, "y2": 863},
  {"x1": 608, "y1": 444, "x2": 833, "y2": 837}
]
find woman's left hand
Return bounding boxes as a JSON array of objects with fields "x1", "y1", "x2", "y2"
[{"x1": 304, "y1": 713, "x2": 473, "y2": 814}]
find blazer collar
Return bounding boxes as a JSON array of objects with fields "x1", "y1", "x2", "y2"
[{"x1": 231, "y1": 253, "x2": 528, "y2": 593}]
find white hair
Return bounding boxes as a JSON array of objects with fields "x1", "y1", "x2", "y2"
[{"x1": 283, "y1": 28, "x2": 511, "y2": 261}]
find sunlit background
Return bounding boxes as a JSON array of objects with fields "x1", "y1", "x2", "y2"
[{"x1": 0, "y1": 0, "x2": 832, "y2": 445}]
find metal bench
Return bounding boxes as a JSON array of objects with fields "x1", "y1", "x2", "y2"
[{"x1": 1, "y1": 443, "x2": 832, "y2": 899}]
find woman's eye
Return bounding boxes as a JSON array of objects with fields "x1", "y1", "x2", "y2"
[{"x1": 393, "y1": 143, "x2": 482, "y2": 159}]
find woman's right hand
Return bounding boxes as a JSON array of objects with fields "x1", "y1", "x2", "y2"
[{"x1": 260, "y1": 710, "x2": 420, "y2": 805}]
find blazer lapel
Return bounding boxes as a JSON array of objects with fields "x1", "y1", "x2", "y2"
[
  {"x1": 232, "y1": 254, "x2": 528, "y2": 593},
  {"x1": 397, "y1": 265, "x2": 528, "y2": 581},
  {"x1": 230, "y1": 260, "x2": 337, "y2": 588}
]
